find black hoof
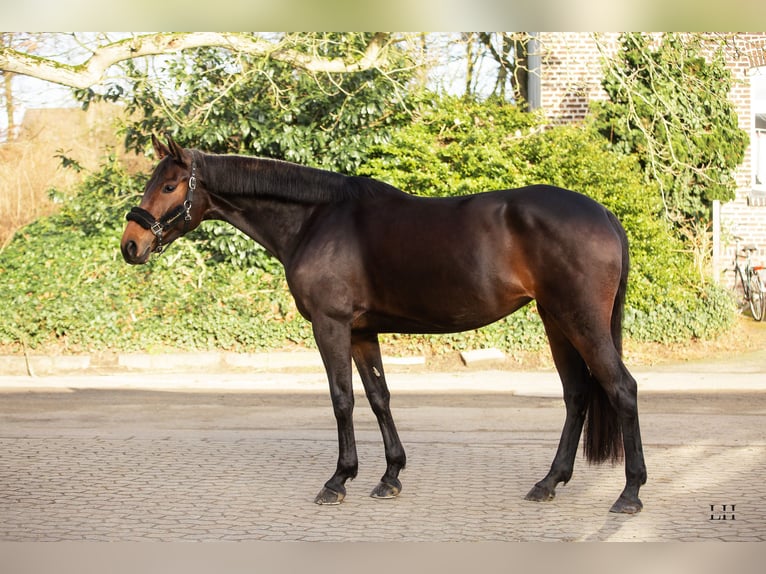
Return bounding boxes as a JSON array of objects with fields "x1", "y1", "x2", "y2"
[
  {"x1": 370, "y1": 479, "x2": 401, "y2": 499},
  {"x1": 314, "y1": 486, "x2": 345, "y2": 505},
  {"x1": 525, "y1": 484, "x2": 555, "y2": 503},
  {"x1": 609, "y1": 495, "x2": 643, "y2": 514}
]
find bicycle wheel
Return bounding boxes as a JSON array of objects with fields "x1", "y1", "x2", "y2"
[
  {"x1": 749, "y1": 271, "x2": 765, "y2": 321},
  {"x1": 733, "y1": 266, "x2": 748, "y2": 311}
]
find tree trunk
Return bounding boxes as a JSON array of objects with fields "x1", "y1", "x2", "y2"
[
  {"x1": 3, "y1": 71, "x2": 14, "y2": 139},
  {"x1": 512, "y1": 34, "x2": 529, "y2": 109}
]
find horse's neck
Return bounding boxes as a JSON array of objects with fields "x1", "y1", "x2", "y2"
[
  {"x1": 203, "y1": 153, "x2": 346, "y2": 201},
  {"x1": 202, "y1": 154, "x2": 345, "y2": 265},
  {"x1": 203, "y1": 184, "x2": 316, "y2": 266},
  {"x1": 230, "y1": 197, "x2": 318, "y2": 265}
]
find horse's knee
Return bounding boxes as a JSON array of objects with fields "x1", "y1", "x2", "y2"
[
  {"x1": 367, "y1": 388, "x2": 391, "y2": 416},
  {"x1": 331, "y1": 393, "x2": 355, "y2": 422}
]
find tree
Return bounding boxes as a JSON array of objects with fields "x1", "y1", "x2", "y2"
[
  {"x1": 1, "y1": 32, "x2": 546, "y2": 121},
  {"x1": 455, "y1": 33, "x2": 534, "y2": 103},
  {"x1": 0, "y1": 32, "x2": 396, "y2": 91},
  {"x1": 1, "y1": 33, "x2": 48, "y2": 139},
  {"x1": 113, "y1": 34, "x2": 415, "y2": 170},
  {"x1": 592, "y1": 33, "x2": 748, "y2": 222},
  {"x1": 0, "y1": 35, "x2": 14, "y2": 138},
  {"x1": 478, "y1": 32, "x2": 532, "y2": 104}
]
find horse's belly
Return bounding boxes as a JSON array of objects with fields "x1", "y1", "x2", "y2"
[{"x1": 353, "y1": 294, "x2": 533, "y2": 334}]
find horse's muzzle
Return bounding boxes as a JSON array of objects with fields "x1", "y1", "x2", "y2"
[{"x1": 121, "y1": 237, "x2": 151, "y2": 265}]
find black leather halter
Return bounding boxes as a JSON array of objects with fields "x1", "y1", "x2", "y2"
[{"x1": 126, "y1": 162, "x2": 197, "y2": 254}]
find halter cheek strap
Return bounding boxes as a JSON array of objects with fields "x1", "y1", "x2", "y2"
[{"x1": 126, "y1": 162, "x2": 197, "y2": 254}]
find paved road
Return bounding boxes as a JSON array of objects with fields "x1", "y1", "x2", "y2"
[{"x1": 1, "y1": 368, "x2": 765, "y2": 542}]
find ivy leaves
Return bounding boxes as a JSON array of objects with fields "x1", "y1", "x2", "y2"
[{"x1": 593, "y1": 33, "x2": 748, "y2": 222}]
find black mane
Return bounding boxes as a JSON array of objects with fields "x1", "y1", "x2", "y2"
[{"x1": 194, "y1": 151, "x2": 402, "y2": 203}]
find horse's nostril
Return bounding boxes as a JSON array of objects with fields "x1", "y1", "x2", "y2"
[{"x1": 122, "y1": 240, "x2": 138, "y2": 262}]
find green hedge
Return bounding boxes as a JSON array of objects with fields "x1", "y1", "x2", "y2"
[
  {"x1": 0, "y1": 155, "x2": 310, "y2": 352},
  {"x1": 0, "y1": 216, "x2": 314, "y2": 352}
]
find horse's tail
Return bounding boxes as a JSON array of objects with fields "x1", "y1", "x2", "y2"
[
  {"x1": 583, "y1": 209, "x2": 627, "y2": 464},
  {"x1": 608, "y1": 209, "x2": 629, "y2": 357}
]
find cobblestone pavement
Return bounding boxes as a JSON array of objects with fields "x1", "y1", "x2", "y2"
[{"x1": 0, "y1": 386, "x2": 765, "y2": 542}]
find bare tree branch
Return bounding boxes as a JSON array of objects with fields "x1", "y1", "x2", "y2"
[{"x1": 0, "y1": 32, "x2": 393, "y2": 90}]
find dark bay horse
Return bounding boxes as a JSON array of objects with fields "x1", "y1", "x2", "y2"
[{"x1": 121, "y1": 134, "x2": 647, "y2": 514}]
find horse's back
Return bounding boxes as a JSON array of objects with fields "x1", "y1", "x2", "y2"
[{"x1": 352, "y1": 184, "x2": 623, "y2": 278}]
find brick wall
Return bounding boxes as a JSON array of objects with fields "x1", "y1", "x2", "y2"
[
  {"x1": 539, "y1": 32, "x2": 618, "y2": 125},
  {"x1": 538, "y1": 32, "x2": 766, "y2": 278}
]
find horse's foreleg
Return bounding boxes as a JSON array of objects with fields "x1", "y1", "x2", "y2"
[
  {"x1": 525, "y1": 380, "x2": 589, "y2": 502},
  {"x1": 312, "y1": 317, "x2": 358, "y2": 505},
  {"x1": 351, "y1": 331, "x2": 406, "y2": 499}
]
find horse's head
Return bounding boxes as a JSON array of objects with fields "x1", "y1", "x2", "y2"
[{"x1": 121, "y1": 134, "x2": 206, "y2": 264}]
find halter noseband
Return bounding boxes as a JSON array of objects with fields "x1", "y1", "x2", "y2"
[{"x1": 126, "y1": 162, "x2": 197, "y2": 254}]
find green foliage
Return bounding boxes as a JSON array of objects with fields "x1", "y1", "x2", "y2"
[
  {"x1": 0, "y1": 93, "x2": 736, "y2": 354},
  {"x1": 195, "y1": 222, "x2": 282, "y2": 274},
  {"x1": 592, "y1": 33, "x2": 748, "y2": 222},
  {"x1": 54, "y1": 152, "x2": 143, "y2": 234},
  {"x1": 120, "y1": 34, "x2": 414, "y2": 173},
  {"x1": 624, "y1": 284, "x2": 736, "y2": 343},
  {"x1": 361, "y1": 95, "x2": 541, "y2": 196},
  {"x1": 0, "y1": 228, "x2": 315, "y2": 351}
]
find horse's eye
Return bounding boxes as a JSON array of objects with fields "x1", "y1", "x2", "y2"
[{"x1": 163, "y1": 184, "x2": 176, "y2": 193}]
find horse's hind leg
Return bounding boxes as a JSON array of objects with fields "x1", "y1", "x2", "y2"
[
  {"x1": 586, "y1": 348, "x2": 646, "y2": 514},
  {"x1": 563, "y1": 328, "x2": 647, "y2": 514},
  {"x1": 351, "y1": 331, "x2": 407, "y2": 499},
  {"x1": 525, "y1": 305, "x2": 591, "y2": 503}
]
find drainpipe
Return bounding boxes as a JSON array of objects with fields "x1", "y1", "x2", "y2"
[{"x1": 527, "y1": 32, "x2": 541, "y2": 111}]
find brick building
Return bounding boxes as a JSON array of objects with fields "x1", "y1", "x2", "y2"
[{"x1": 536, "y1": 32, "x2": 766, "y2": 281}]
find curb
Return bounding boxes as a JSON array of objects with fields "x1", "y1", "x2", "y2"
[
  {"x1": 1, "y1": 350, "x2": 764, "y2": 395},
  {"x1": 0, "y1": 350, "x2": 429, "y2": 377},
  {"x1": 0, "y1": 370, "x2": 765, "y2": 396},
  {"x1": 0, "y1": 355, "x2": 92, "y2": 376}
]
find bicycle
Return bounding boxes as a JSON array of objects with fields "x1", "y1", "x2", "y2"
[{"x1": 731, "y1": 236, "x2": 765, "y2": 321}]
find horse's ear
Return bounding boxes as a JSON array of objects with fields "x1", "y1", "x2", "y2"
[
  {"x1": 165, "y1": 133, "x2": 188, "y2": 166},
  {"x1": 152, "y1": 134, "x2": 170, "y2": 160}
]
